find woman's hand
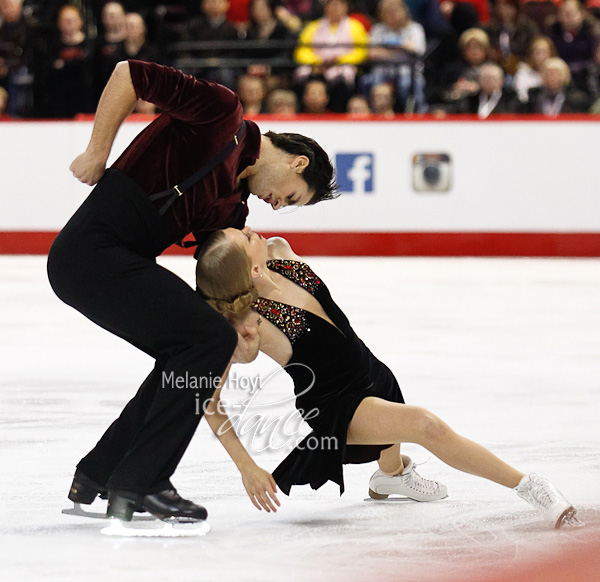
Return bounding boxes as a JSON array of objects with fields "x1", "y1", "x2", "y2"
[
  {"x1": 240, "y1": 463, "x2": 281, "y2": 512},
  {"x1": 230, "y1": 312, "x2": 262, "y2": 364},
  {"x1": 69, "y1": 150, "x2": 107, "y2": 186}
]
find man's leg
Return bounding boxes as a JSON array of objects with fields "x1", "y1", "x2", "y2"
[{"x1": 48, "y1": 222, "x2": 237, "y2": 498}]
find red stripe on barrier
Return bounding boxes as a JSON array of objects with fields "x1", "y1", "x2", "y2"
[{"x1": 1, "y1": 231, "x2": 599, "y2": 257}]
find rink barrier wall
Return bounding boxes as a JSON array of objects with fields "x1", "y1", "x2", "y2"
[
  {"x1": 1, "y1": 230, "x2": 599, "y2": 256},
  {"x1": 1, "y1": 115, "x2": 599, "y2": 256}
]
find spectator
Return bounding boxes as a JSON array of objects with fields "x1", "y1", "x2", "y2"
[
  {"x1": 485, "y1": 0, "x2": 539, "y2": 75},
  {"x1": 237, "y1": 73, "x2": 266, "y2": 113},
  {"x1": 122, "y1": 12, "x2": 163, "y2": 64},
  {"x1": 430, "y1": 27, "x2": 491, "y2": 106},
  {"x1": 454, "y1": 62, "x2": 520, "y2": 115},
  {"x1": 266, "y1": 87, "x2": 298, "y2": 113},
  {"x1": 0, "y1": 0, "x2": 35, "y2": 117},
  {"x1": 347, "y1": 92, "x2": 371, "y2": 114},
  {"x1": 302, "y1": 76, "x2": 330, "y2": 113},
  {"x1": 294, "y1": 0, "x2": 369, "y2": 111},
  {"x1": 42, "y1": 4, "x2": 93, "y2": 118},
  {"x1": 513, "y1": 35, "x2": 556, "y2": 102},
  {"x1": 404, "y1": 0, "x2": 449, "y2": 38},
  {"x1": 185, "y1": 0, "x2": 240, "y2": 88},
  {"x1": 548, "y1": 0, "x2": 599, "y2": 90},
  {"x1": 363, "y1": 0, "x2": 427, "y2": 112},
  {"x1": 369, "y1": 81, "x2": 396, "y2": 114},
  {"x1": 439, "y1": 0, "x2": 490, "y2": 26},
  {"x1": 246, "y1": 0, "x2": 301, "y2": 53},
  {"x1": 93, "y1": 2, "x2": 126, "y2": 104},
  {"x1": 584, "y1": 41, "x2": 600, "y2": 100},
  {"x1": 281, "y1": 0, "x2": 323, "y2": 22},
  {"x1": 244, "y1": 0, "x2": 299, "y2": 83},
  {"x1": 0, "y1": 84, "x2": 8, "y2": 117},
  {"x1": 526, "y1": 56, "x2": 592, "y2": 113}
]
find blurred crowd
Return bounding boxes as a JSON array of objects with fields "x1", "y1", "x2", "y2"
[{"x1": 1, "y1": 0, "x2": 600, "y2": 119}]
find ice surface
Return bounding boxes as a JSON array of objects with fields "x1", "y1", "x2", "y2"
[{"x1": 1, "y1": 256, "x2": 599, "y2": 582}]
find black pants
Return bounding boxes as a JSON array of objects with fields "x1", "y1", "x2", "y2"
[{"x1": 47, "y1": 169, "x2": 237, "y2": 495}]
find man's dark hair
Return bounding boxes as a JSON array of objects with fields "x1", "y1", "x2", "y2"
[{"x1": 265, "y1": 131, "x2": 339, "y2": 205}]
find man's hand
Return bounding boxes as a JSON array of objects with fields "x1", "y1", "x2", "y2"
[
  {"x1": 232, "y1": 325, "x2": 260, "y2": 364},
  {"x1": 69, "y1": 150, "x2": 107, "y2": 186},
  {"x1": 240, "y1": 464, "x2": 281, "y2": 512}
]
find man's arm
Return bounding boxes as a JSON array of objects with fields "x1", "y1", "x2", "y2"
[{"x1": 70, "y1": 61, "x2": 137, "y2": 185}]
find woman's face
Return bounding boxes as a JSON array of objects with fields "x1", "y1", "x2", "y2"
[
  {"x1": 224, "y1": 227, "x2": 269, "y2": 268},
  {"x1": 463, "y1": 40, "x2": 487, "y2": 66},
  {"x1": 325, "y1": 0, "x2": 348, "y2": 23},
  {"x1": 531, "y1": 40, "x2": 551, "y2": 69}
]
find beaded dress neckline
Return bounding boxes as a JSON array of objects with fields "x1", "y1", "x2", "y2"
[{"x1": 251, "y1": 259, "x2": 343, "y2": 343}]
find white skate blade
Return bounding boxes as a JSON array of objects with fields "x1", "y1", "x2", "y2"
[
  {"x1": 62, "y1": 503, "x2": 155, "y2": 521},
  {"x1": 555, "y1": 506, "x2": 581, "y2": 529},
  {"x1": 364, "y1": 496, "x2": 415, "y2": 503},
  {"x1": 100, "y1": 517, "x2": 211, "y2": 538}
]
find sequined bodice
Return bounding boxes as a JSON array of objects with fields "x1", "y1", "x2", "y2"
[{"x1": 251, "y1": 259, "x2": 343, "y2": 345}]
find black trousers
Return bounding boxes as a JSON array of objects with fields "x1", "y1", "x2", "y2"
[{"x1": 47, "y1": 169, "x2": 237, "y2": 494}]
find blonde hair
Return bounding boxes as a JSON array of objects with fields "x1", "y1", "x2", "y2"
[
  {"x1": 196, "y1": 230, "x2": 259, "y2": 316},
  {"x1": 459, "y1": 28, "x2": 491, "y2": 51},
  {"x1": 541, "y1": 57, "x2": 571, "y2": 85}
]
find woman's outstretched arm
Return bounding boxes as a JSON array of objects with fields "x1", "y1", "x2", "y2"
[{"x1": 205, "y1": 376, "x2": 280, "y2": 513}]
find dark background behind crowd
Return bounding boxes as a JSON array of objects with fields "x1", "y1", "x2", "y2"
[{"x1": 1, "y1": 0, "x2": 600, "y2": 119}]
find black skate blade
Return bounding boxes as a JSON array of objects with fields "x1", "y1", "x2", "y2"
[
  {"x1": 62, "y1": 503, "x2": 154, "y2": 521},
  {"x1": 100, "y1": 517, "x2": 211, "y2": 537}
]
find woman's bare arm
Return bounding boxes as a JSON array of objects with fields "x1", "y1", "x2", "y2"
[{"x1": 205, "y1": 374, "x2": 280, "y2": 512}]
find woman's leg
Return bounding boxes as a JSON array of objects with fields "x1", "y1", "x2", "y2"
[
  {"x1": 348, "y1": 397, "x2": 524, "y2": 489},
  {"x1": 377, "y1": 443, "x2": 404, "y2": 475}
]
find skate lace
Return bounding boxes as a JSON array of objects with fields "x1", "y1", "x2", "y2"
[
  {"x1": 527, "y1": 480, "x2": 555, "y2": 510},
  {"x1": 402, "y1": 468, "x2": 441, "y2": 495}
]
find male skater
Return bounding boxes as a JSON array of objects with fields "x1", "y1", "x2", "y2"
[{"x1": 47, "y1": 59, "x2": 337, "y2": 522}]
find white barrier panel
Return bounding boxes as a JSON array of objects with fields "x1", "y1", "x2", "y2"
[{"x1": 1, "y1": 118, "x2": 599, "y2": 254}]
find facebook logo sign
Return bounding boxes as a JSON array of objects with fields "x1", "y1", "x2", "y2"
[{"x1": 336, "y1": 153, "x2": 374, "y2": 194}]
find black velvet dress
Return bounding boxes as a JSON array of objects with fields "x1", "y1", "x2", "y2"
[{"x1": 252, "y1": 259, "x2": 405, "y2": 495}]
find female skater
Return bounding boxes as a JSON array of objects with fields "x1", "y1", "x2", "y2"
[{"x1": 196, "y1": 226, "x2": 578, "y2": 529}]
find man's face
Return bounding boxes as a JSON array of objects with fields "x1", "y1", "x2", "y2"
[
  {"x1": 103, "y1": 3, "x2": 125, "y2": 30},
  {"x1": 126, "y1": 14, "x2": 146, "y2": 40},
  {"x1": 203, "y1": 0, "x2": 230, "y2": 18},
  {"x1": 58, "y1": 8, "x2": 83, "y2": 36},
  {"x1": 303, "y1": 82, "x2": 328, "y2": 114},
  {"x1": 247, "y1": 155, "x2": 314, "y2": 210},
  {"x1": 0, "y1": 0, "x2": 22, "y2": 22},
  {"x1": 543, "y1": 67, "x2": 565, "y2": 93}
]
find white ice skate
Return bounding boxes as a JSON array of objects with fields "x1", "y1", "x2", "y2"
[
  {"x1": 515, "y1": 473, "x2": 578, "y2": 528},
  {"x1": 368, "y1": 455, "x2": 448, "y2": 502}
]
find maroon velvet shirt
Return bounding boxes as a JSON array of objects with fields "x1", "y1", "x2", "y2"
[{"x1": 112, "y1": 60, "x2": 262, "y2": 246}]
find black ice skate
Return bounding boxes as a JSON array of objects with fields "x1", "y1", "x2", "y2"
[
  {"x1": 102, "y1": 489, "x2": 211, "y2": 537},
  {"x1": 68, "y1": 470, "x2": 108, "y2": 505}
]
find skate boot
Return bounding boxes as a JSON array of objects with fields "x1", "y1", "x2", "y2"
[
  {"x1": 68, "y1": 470, "x2": 108, "y2": 504},
  {"x1": 369, "y1": 455, "x2": 448, "y2": 501},
  {"x1": 107, "y1": 488, "x2": 208, "y2": 523},
  {"x1": 515, "y1": 474, "x2": 578, "y2": 528}
]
